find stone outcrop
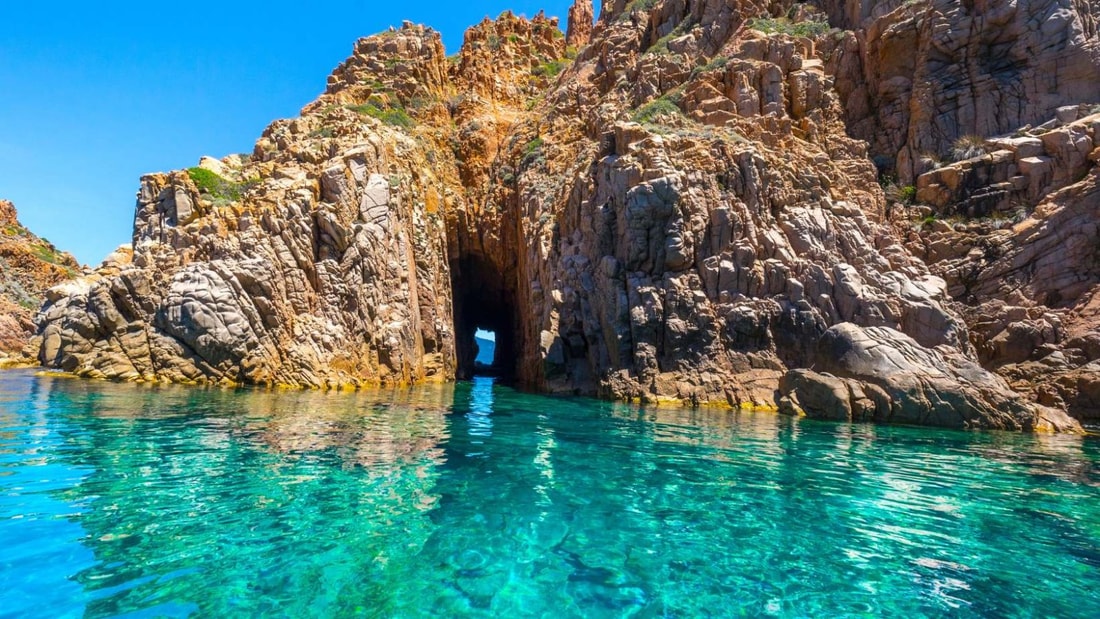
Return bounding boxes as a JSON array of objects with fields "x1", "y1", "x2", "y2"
[
  {"x1": 777, "y1": 323, "x2": 1079, "y2": 431},
  {"x1": 566, "y1": 0, "x2": 594, "y2": 49},
  {"x1": 914, "y1": 105, "x2": 1100, "y2": 217},
  {"x1": 903, "y1": 106, "x2": 1100, "y2": 421},
  {"x1": 32, "y1": 0, "x2": 1099, "y2": 432},
  {"x1": 0, "y1": 199, "x2": 80, "y2": 360},
  {"x1": 818, "y1": 0, "x2": 1100, "y2": 183}
]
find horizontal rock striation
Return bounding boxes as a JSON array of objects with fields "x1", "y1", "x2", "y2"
[
  {"x1": 33, "y1": 0, "x2": 1098, "y2": 431},
  {"x1": 778, "y1": 323, "x2": 1079, "y2": 431}
]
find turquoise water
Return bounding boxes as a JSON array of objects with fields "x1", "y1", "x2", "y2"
[{"x1": 1, "y1": 370, "x2": 1098, "y2": 618}]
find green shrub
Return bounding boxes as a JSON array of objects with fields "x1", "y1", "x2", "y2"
[
  {"x1": 186, "y1": 167, "x2": 255, "y2": 202},
  {"x1": 346, "y1": 100, "x2": 415, "y2": 129},
  {"x1": 632, "y1": 95, "x2": 682, "y2": 124},
  {"x1": 382, "y1": 110, "x2": 414, "y2": 130},
  {"x1": 884, "y1": 182, "x2": 917, "y2": 204},
  {"x1": 521, "y1": 137, "x2": 545, "y2": 166},
  {"x1": 703, "y1": 56, "x2": 729, "y2": 71},
  {"x1": 648, "y1": 31, "x2": 676, "y2": 55},
  {"x1": 359, "y1": 79, "x2": 388, "y2": 91},
  {"x1": 187, "y1": 167, "x2": 231, "y2": 196},
  {"x1": 691, "y1": 55, "x2": 729, "y2": 77},
  {"x1": 533, "y1": 59, "x2": 568, "y2": 78},
  {"x1": 899, "y1": 185, "x2": 917, "y2": 204},
  {"x1": 747, "y1": 17, "x2": 829, "y2": 37},
  {"x1": 31, "y1": 244, "x2": 61, "y2": 265}
]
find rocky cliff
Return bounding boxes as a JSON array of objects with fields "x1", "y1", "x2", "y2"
[
  {"x1": 0, "y1": 199, "x2": 80, "y2": 360},
  {"x1": 35, "y1": 0, "x2": 1100, "y2": 432}
]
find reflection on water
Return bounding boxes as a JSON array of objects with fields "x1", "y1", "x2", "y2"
[
  {"x1": 461, "y1": 376, "x2": 496, "y2": 439},
  {"x1": 0, "y1": 370, "x2": 1098, "y2": 617}
]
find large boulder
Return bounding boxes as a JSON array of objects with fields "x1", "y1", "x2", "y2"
[{"x1": 778, "y1": 323, "x2": 1081, "y2": 432}]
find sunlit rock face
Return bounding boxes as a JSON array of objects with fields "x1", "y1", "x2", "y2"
[
  {"x1": 0, "y1": 199, "x2": 80, "y2": 359},
  {"x1": 34, "y1": 0, "x2": 1100, "y2": 431}
]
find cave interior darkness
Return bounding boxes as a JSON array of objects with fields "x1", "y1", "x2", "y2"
[{"x1": 452, "y1": 254, "x2": 519, "y2": 382}]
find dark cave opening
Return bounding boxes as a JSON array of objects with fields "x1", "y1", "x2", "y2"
[{"x1": 452, "y1": 254, "x2": 519, "y2": 382}]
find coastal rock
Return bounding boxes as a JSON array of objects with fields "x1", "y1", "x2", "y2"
[
  {"x1": 819, "y1": 0, "x2": 1100, "y2": 182},
  {"x1": 0, "y1": 199, "x2": 80, "y2": 360},
  {"x1": 31, "y1": 0, "x2": 1097, "y2": 432},
  {"x1": 777, "y1": 323, "x2": 1079, "y2": 432},
  {"x1": 904, "y1": 104, "x2": 1100, "y2": 421}
]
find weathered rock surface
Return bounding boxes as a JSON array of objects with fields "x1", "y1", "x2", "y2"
[
  {"x1": 0, "y1": 199, "x2": 80, "y2": 360},
  {"x1": 566, "y1": 0, "x2": 594, "y2": 49},
  {"x1": 904, "y1": 108, "x2": 1100, "y2": 421},
  {"x1": 819, "y1": 0, "x2": 1100, "y2": 182},
  {"x1": 777, "y1": 323, "x2": 1079, "y2": 431},
  {"x1": 33, "y1": 0, "x2": 1098, "y2": 432}
]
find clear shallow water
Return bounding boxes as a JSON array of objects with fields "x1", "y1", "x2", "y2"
[{"x1": 1, "y1": 371, "x2": 1098, "y2": 618}]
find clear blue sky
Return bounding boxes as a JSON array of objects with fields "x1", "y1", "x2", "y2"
[{"x1": 0, "y1": 1, "x2": 581, "y2": 265}]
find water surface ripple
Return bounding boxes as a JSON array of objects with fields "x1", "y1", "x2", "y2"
[{"x1": 0, "y1": 371, "x2": 1097, "y2": 617}]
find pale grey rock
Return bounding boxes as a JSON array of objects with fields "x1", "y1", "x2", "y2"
[{"x1": 778, "y1": 323, "x2": 1081, "y2": 432}]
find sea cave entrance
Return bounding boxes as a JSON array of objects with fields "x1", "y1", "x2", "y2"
[{"x1": 452, "y1": 253, "x2": 519, "y2": 382}]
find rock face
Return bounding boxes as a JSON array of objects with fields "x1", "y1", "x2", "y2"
[
  {"x1": 34, "y1": 0, "x2": 1099, "y2": 432},
  {"x1": 566, "y1": 0, "x2": 594, "y2": 48},
  {"x1": 778, "y1": 323, "x2": 1079, "y2": 431},
  {"x1": 905, "y1": 107, "x2": 1100, "y2": 422},
  {"x1": 818, "y1": 0, "x2": 1100, "y2": 182},
  {"x1": 0, "y1": 200, "x2": 80, "y2": 359}
]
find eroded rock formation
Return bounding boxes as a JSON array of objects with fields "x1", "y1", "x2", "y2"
[
  {"x1": 818, "y1": 0, "x2": 1100, "y2": 182},
  {"x1": 903, "y1": 105, "x2": 1100, "y2": 422},
  {"x1": 0, "y1": 199, "x2": 80, "y2": 360},
  {"x1": 34, "y1": 0, "x2": 1099, "y2": 431}
]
